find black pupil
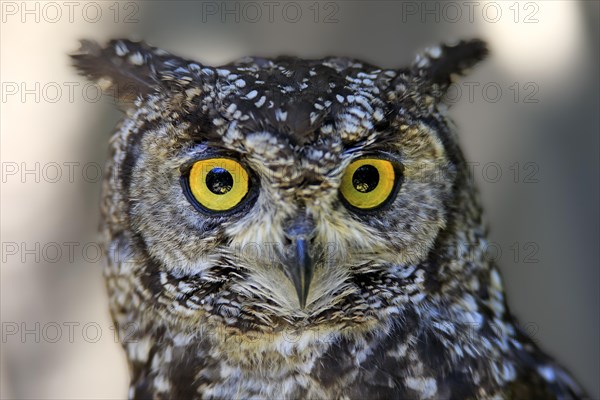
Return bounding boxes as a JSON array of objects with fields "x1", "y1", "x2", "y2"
[
  {"x1": 353, "y1": 165, "x2": 379, "y2": 193},
  {"x1": 206, "y1": 168, "x2": 234, "y2": 194}
]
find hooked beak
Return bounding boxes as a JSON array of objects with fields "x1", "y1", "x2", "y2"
[{"x1": 287, "y1": 237, "x2": 314, "y2": 309}]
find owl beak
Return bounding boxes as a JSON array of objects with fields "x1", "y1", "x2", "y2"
[{"x1": 288, "y1": 237, "x2": 313, "y2": 309}]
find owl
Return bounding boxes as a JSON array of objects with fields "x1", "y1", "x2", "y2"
[{"x1": 72, "y1": 39, "x2": 586, "y2": 399}]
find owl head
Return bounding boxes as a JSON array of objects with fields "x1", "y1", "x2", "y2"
[{"x1": 72, "y1": 39, "x2": 488, "y2": 334}]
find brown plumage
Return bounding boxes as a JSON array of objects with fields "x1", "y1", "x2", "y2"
[{"x1": 72, "y1": 39, "x2": 586, "y2": 399}]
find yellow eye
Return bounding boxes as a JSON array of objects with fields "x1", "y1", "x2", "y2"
[
  {"x1": 339, "y1": 158, "x2": 400, "y2": 210},
  {"x1": 185, "y1": 158, "x2": 250, "y2": 212}
]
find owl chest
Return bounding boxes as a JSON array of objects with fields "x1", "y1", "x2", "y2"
[
  {"x1": 125, "y1": 336, "x2": 332, "y2": 399},
  {"x1": 128, "y1": 333, "x2": 392, "y2": 399}
]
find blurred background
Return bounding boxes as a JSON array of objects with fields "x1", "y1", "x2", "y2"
[{"x1": 1, "y1": 1, "x2": 598, "y2": 398}]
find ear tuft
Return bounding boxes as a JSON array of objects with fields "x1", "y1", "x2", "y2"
[
  {"x1": 413, "y1": 39, "x2": 489, "y2": 95},
  {"x1": 70, "y1": 39, "x2": 190, "y2": 105}
]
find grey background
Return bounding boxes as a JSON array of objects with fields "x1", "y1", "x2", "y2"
[{"x1": 1, "y1": 1, "x2": 598, "y2": 398}]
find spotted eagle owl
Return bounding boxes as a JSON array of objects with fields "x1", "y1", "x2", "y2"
[{"x1": 71, "y1": 39, "x2": 586, "y2": 399}]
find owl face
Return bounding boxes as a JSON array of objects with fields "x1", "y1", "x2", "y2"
[{"x1": 73, "y1": 40, "x2": 487, "y2": 333}]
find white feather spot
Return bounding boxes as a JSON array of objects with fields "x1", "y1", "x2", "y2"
[
  {"x1": 255, "y1": 96, "x2": 266, "y2": 108},
  {"x1": 538, "y1": 365, "x2": 556, "y2": 382},
  {"x1": 226, "y1": 103, "x2": 237, "y2": 114},
  {"x1": 309, "y1": 112, "x2": 319, "y2": 124},
  {"x1": 153, "y1": 375, "x2": 171, "y2": 392},
  {"x1": 115, "y1": 42, "x2": 128, "y2": 56},
  {"x1": 128, "y1": 52, "x2": 144, "y2": 66},
  {"x1": 275, "y1": 109, "x2": 288, "y2": 122},
  {"x1": 429, "y1": 46, "x2": 442, "y2": 58},
  {"x1": 405, "y1": 377, "x2": 437, "y2": 399},
  {"x1": 490, "y1": 269, "x2": 503, "y2": 290},
  {"x1": 373, "y1": 109, "x2": 385, "y2": 121}
]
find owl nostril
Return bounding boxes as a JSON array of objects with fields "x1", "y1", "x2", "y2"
[{"x1": 282, "y1": 235, "x2": 316, "y2": 250}]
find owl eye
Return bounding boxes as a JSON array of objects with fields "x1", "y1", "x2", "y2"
[
  {"x1": 339, "y1": 158, "x2": 402, "y2": 210},
  {"x1": 182, "y1": 158, "x2": 251, "y2": 213}
]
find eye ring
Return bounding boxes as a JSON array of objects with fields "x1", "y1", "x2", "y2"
[
  {"x1": 180, "y1": 157, "x2": 257, "y2": 215},
  {"x1": 339, "y1": 156, "x2": 403, "y2": 212}
]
